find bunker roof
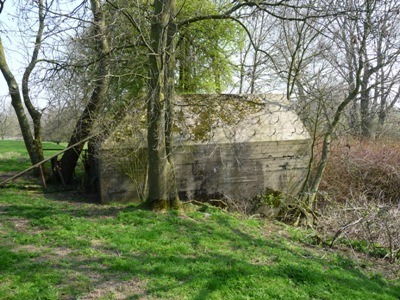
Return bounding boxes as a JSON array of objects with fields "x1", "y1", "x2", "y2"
[{"x1": 102, "y1": 94, "x2": 309, "y2": 148}]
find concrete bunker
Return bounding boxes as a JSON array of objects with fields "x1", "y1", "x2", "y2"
[{"x1": 97, "y1": 94, "x2": 310, "y2": 203}]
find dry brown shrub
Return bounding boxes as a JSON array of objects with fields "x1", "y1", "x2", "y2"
[
  {"x1": 318, "y1": 137, "x2": 400, "y2": 262},
  {"x1": 319, "y1": 193, "x2": 400, "y2": 263},
  {"x1": 320, "y1": 137, "x2": 400, "y2": 203}
]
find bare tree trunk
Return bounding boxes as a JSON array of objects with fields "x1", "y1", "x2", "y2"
[
  {"x1": 345, "y1": 37, "x2": 359, "y2": 134},
  {"x1": 22, "y1": 0, "x2": 45, "y2": 166},
  {"x1": 164, "y1": 2, "x2": 180, "y2": 208},
  {"x1": 60, "y1": 0, "x2": 110, "y2": 184},
  {"x1": 0, "y1": 39, "x2": 42, "y2": 166},
  {"x1": 145, "y1": 0, "x2": 181, "y2": 210},
  {"x1": 0, "y1": 0, "x2": 46, "y2": 170},
  {"x1": 360, "y1": 64, "x2": 373, "y2": 138},
  {"x1": 250, "y1": 49, "x2": 259, "y2": 94}
]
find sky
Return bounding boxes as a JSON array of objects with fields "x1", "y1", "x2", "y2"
[
  {"x1": 0, "y1": 3, "x2": 20, "y2": 104},
  {"x1": 0, "y1": 0, "x2": 87, "y2": 110}
]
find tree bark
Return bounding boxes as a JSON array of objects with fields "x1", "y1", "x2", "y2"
[
  {"x1": 22, "y1": 0, "x2": 45, "y2": 166},
  {"x1": 60, "y1": 0, "x2": 110, "y2": 184},
  {"x1": 0, "y1": 39, "x2": 43, "y2": 167},
  {"x1": 145, "y1": 0, "x2": 181, "y2": 210}
]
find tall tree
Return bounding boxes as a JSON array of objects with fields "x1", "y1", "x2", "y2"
[
  {"x1": 329, "y1": 0, "x2": 400, "y2": 137},
  {"x1": 60, "y1": 0, "x2": 111, "y2": 184},
  {"x1": 103, "y1": 0, "x2": 249, "y2": 209},
  {"x1": 145, "y1": 0, "x2": 180, "y2": 210},
  {"x1": 292, "y1": 0, "x2": 372, "y2": 226}
]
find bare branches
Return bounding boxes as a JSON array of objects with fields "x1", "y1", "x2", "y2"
[
  {"x1": 22, "y1": 0, "x2": 45, "y2": 121},
  {"x1": 105, "y1": 0, "x2": 153, "y2": 53},
  {"x1": 179, "y1": 0, "x2": 347, "y2": 28}
]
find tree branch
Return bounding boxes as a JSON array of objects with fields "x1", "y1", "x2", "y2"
[
  {"x1": 105, "y1": 0, "x2": 153, "y2": 54},
  {"x1": 179, "y1": 1, "x2": 347, "y2": 27},
  {"x1": 0, "y1": 0, "x2": 5, "y2": 15}
]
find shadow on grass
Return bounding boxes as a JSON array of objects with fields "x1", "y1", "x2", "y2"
[
  {"x1": 0, "y1": 157, "x2": 31, "y2": 174},
  {"x1": 0, "y1": 196, "x2": 399, "y2": 299},
  {"x1": 0, "y1": 201, "x2": 121, "y2": 221},
  {"x1": 1, "y1": 242, "x2": 399, "y2": 299}
]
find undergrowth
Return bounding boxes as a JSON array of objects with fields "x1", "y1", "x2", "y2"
[
  {"x1": 321, "y1": 138, "x2": 400, "y2": 203},
  {"x1": 318, "y1": 137, "x2": 400, "y2": 263}
]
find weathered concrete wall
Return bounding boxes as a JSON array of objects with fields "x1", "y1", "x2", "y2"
[
  {"x1": 98, "y1": 139, "x2": 309, "y2": 203},
  {"x1": 98, "y1": 148, "x2": 147, "y2": 203},
  {"x1": 175, "y1": 140, "x2": 309, "y2": 200},
  {"x1": 98, "y1": 94, "x2": 310, "y2": 203}
]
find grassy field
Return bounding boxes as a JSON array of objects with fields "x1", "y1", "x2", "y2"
[
  {"x1": 0, "y1": 140, "x2": 399, "y2": 299},
  {"x1": 0, "y1": 140, "x2": 66, "y2": 174}
]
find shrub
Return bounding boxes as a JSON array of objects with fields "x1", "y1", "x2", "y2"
[
  {"x1": 320, "y1": 138, "x2": 400, "y2": 203},
  {"x1": 318, "y1": 137, "x2": 400, "y2": 262}
]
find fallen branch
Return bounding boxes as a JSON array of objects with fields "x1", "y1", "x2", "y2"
[{"x1": 329, "y1": 217, "x2": 364, "y2": 248}]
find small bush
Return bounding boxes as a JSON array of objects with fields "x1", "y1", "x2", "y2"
[{"x1": 249, "y1": 188, "x2": 283, "y2": 218}]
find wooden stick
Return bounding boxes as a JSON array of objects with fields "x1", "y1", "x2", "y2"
[{"x1": 39, "y1": 164, "x2": 47, "y2": 189}]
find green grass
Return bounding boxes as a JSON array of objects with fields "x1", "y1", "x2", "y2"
[
  {"x1": 0, "y1": 140, "x2": 66, "y2": 173},
  {"x1": 0, "y1": 189, "x2": 399, "y2": 299},
  {"x1": 0, "y1": 140, "x2": 66, "y2": 174},
  {"x1": 0, "y1": 140, "x2": 399, "y2": 299}
]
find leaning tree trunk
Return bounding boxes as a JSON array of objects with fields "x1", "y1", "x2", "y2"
[
  {"x1": 0, "y1": 0, "x2": 46, "y2": 169},
  {"x1": 294, "y1": 86, "x2": 362, "y2": 227},
  {"x1": 293, "y1": 3, "x2": 372, "y2": 227},
  {"x1": 60, "y1": 0, "x2": 110, "y2": 184},
  {"x1": 145, "y1": 0, "x2": 181, "y2": 211},
  {"x1": 0, "y1": 39, "x2": 43, "y2": 167}
]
